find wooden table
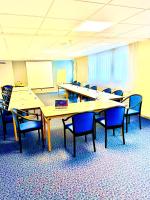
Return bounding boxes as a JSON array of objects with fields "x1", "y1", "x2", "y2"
[
  {"x1": 58, "y1": 83, "x2": 123, "y2": 101},
  {"x1": 41, "y1": 99, "x2": 124, "y2": 151}
]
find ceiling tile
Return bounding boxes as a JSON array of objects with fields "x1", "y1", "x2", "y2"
[
  {"x1": 90, "y1": 5, "x2": 143, "y2": 23},
  {"x1": 30, "y1": 36, "x2": 56, "y2": 49},
  {"x1": 110, "y1": 0, "x2": 150, "y2": 9},
  {"x1": 37, "y1": 29, "x2": 69, "y2": 36},
  {"x1": 123, "y1": 10, "x2": 150, "y2": 25},
  {"x1": 4, "y1": 35, "x2": 32, "y2": 50},
  {"x1": 47, "y1": 0, "x2": 104, "y2": 20},
  {"x1": 0, "y1": 0, "x2": 53, "y2": 17},
  {"x1": 75, "y1": 0, "x2": 110, "y2": 3},
  {"x1": 93, "y1": 23, "x2": 141, "y2": 37},
  {"x1": 2, "y1": 27, "x2": 37, "y2": 35},
  {"x1": 0, "y1": 15, "x2": 43, "y2": 29},
  {"x1": 0, "y1": 36, "x2": 7, "y2": 52},
  {"x1": 120, "y1": 26, "x2": 150, "y2": 39},
  {"x1": 41, "y1": 18, "x2": 80, "y2": 31}
]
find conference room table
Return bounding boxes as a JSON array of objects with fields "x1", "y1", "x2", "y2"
[
  {"x1": 9, "y1": 87, "x2": 44, "y2": 141},
  {"x1": 58, "y1": 83, "x2": 123, "y2": 101},
  {"x1": 41, "y1": 99, "x2": 124, "y2": 152},
  {"x1": 7, "y1": 86, "x2": 124, "y2": 152}
]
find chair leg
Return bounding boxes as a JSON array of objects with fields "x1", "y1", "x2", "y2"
[
  {"x1": 126, "y1": 116, "x2": 128, "y2": 133},
  {"x1": 85, "y1": 135, "x2": 87, "y2": 142},
  {"x1": 105, "y1": 128, "x2": 107, "y2": 148},
  {"x1": 3, "y1": 123, "x2": 6, "y2": 141},
  {"x1": 122, "y1": 126, "x2": 125, "y2": 145},
  {"x1": 94, "y1": 122, "x2": 96, "y2": 140},
  {"x1": 41, "y1": 128, "x2": 45, "y2": 148},
  {"x1": 128, "y1": 116, "x2": 130, "y2": 124},
  {"x1": 19, "y1": 132, "x2": 22, "y2": 153},
  {"x1": 113, "y1": 128, "x2": 115, "y2": 136},
  {"x1": 64, "y1": 128, "x2": 66, "y2": 148},
  {"x1": 38, "y1": 130, "x2": 40, "y2": 141},
  {"x1": 139, "y1": 115, "x2": 142, "y2": 129},
  {"x1": 73, "y1": 135, "x2": 76, "y2": 157},
  {"x1": 92, "y1": 133, "x2": 96, "y2": 152}
]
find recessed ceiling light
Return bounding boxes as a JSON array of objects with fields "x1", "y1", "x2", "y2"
[{"x1": 74, "y1": 21, "x2": 113, "y2": 32}]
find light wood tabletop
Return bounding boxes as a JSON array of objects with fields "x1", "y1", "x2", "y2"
[
  {"x1": 8, "y1": 88, "x2": 44, "y2": 141},
  {"x1": 58, "y1": 83, "x2": 123, "y2": 101},
  {"x1": 9, "y1": 89, "x2": 44, "y2": 110}
]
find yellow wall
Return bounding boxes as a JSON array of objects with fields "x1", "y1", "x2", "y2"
[
  {"x1": 74, "y1": 56, "x2": 88, "y2": 84},
  {"x1": 12, "y1": 61, "x2": 28, "y2": 86},
  {"x1": 129, "y1": 40, "x2": 150, "y2": 118}
]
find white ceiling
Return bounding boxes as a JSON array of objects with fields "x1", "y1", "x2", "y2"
[{"x1": 0, "y1": 0, "x2": 150, "y2": 60}]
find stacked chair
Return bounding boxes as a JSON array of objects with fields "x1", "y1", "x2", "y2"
[{"x1": 0, "y1": 85, "x2": 13, "y2": 140}]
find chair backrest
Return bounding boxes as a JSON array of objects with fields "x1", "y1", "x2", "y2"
[
  {"x1": 91, "y1": 85, "x2": 97, "y2": 90},
  {"x1": 2, "y1": 85, "x2": 13, "y2": 93},
  {"x1": 103, "y1": 88, "x2": 111, "y2": 93},
  {"x1": 129, "y1": 94, "x2": 142, "y2": 112},
  {"x1": 72, "y1": 112, "x2": 94, "y2": 134},
  {"x1": 105, "y1": 106, "x2": 125, "y2": 127},
  {"x1": 72, "y1": 80, "x2": 77, "y2": 85},
  {"x1": 73, "y1": 81, "x2": 81, "y2": 86},
  {"x1": 84, "y1": 84, "x2": 90, "y2": 88},
  {"x1": 113, "y1": 90, "x2": 123, "y2": 96}
]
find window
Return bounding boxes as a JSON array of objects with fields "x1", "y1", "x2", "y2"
[{"x1": 88, "y1": 45, "x2": 129, "y2": 87}]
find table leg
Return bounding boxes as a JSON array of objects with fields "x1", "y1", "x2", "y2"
[
  {"x1": 47, "y1": 119, "x2": 52, "y2": 152},
  {"x1": 13, "y1": 118, "x2": 18, "y2": 141},
  {"x1": 42, "y1": 114, "x2": 46, "y2": 140}
]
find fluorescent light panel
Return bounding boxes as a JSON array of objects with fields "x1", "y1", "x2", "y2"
[{"x1": 74, "y1": 21, "x2": 112, "y2": 32}]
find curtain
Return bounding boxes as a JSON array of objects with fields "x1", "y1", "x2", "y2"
[
  {"x1": 113, "y1": 46, "x2": 129, "y2": 86},
  {"x1": 88, "y1": 45, "x2": 129, "y2": 87}
]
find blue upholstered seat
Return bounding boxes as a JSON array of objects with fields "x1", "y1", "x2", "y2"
[
  {"x1": 62, "y1": 112, "x2": 96, "y2": 157},
  {"x1": 20, "y1": 121, "x2": 42, "y2": 132}
]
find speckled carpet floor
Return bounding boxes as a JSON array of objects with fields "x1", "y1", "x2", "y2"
[{"x1": 0, "y1": 93, "x2": 150, "y2": 200}]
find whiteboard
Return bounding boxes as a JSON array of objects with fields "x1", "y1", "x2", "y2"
[{"x1": 26, "y1": 61, "x2": 53, "y2": 88}]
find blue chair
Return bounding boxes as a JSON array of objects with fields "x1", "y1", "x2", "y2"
[
  {"x1": 12, "y1": 108, "x2": 44, "y2": 153},
  {"x1": 121, "y1": 94, "x2": 142, "y2": 132},
  {"x1": 69, "y1": 82, "x2": 81, "y2": 102},
  {"x1": 112, "y1": 90, "x2": 123, "y2": 96},
  {"x1": 82, "y1": 84, "x2": 90, "y2": 101},
  {"x1": 91, "y1": 85, "x2": 97, "y2": 90},
  {"x1": 84, "y1": 84, "x2": 90, "y2": 88},
  {"x1": 62, "y1": 112, "x2": 96, "y2": 157},
  {"x1": 96, "y1": 106, "x2": 125, "y2": 148},
  {"x1": 102, "y1": 88, "x2": 111, "y2": 93},
  {"x1": 112, "y1": 90, "x2": 124, "y2": 102},
  {"x1": 2, "y1": 85, "x2": 13, "y2": 93},
  {"x1": 72, "y1": 80, "x2": 77, "y2": 85}
]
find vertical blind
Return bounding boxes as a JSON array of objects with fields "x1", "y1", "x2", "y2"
[{"x1": 88, "y1": 45, "x2": 129, "y2": 87}]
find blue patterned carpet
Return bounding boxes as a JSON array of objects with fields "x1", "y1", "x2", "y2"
[{"x1": 0, "y1": 94, "x2": 150, "y2": 199}]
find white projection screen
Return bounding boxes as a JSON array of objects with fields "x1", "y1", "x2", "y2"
[{"x1": 26, "y1": 61, "x2": 53, "y2": 88}]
